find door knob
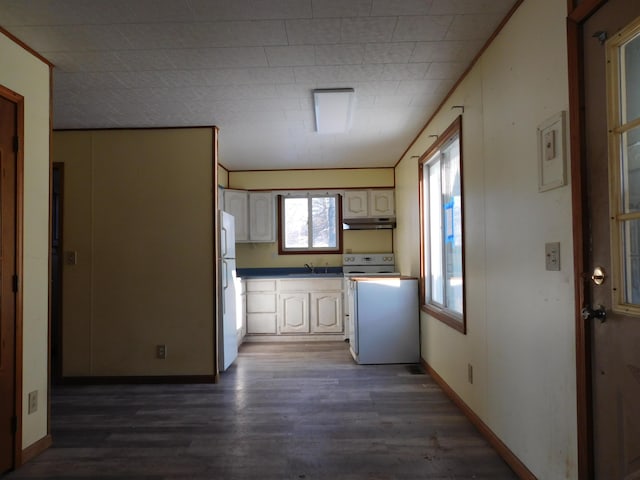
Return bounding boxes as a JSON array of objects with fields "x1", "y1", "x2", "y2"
[
  {"x1": 581, "y1": 305, "x2": 607, "y2": 322},
  {"x1": 591, "y1": 266, "x2": 606, "y2": 285}
]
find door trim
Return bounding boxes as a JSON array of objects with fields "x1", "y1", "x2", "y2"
[
  {"x1": 0, "y1": 83, "x2": 25, "y2": 470},
  {"x1": 567, "y1": 1, "x2": 610, "y2": 478},
  {"x1": 51, "y1": 163, "x2": 64, "y2": 384}
]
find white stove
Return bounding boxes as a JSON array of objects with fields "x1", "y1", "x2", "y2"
[{"x1": 342, "y1": 253, "x2": 398, "y2": 276}]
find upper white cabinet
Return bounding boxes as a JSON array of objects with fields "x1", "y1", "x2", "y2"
[
  {"x1": 343, "y1": 190, "x2": 369, "y2": 218},
  {"x1": 223, "y1": 189, "x2": 249, "y2": 240},
  {"x1": 369, "y1": 190, "x2": 395, "y2": 216},
  {"x1": 249, "y1": 192, "x2": 275, "y2": 242},
  {"x1": 343, "y1": 189, "x2": 394, "y2": 219},
  {"x1": 223, "y1": 189, "x2": 275, "y2": 243}
]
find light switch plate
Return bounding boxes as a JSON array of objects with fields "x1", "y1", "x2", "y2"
[
  {"x1": 545, "y1": 242, "x2": 561, "y2": 271},
  {"x1": 64, "y1": 251, "x2": 78, "y2": 265},
  {"x1": 28, "y1": 390, "x2": 37, "y2": 414}
]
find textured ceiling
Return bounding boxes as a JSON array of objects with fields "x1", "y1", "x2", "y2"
[{"x1": 0, "y1": 0, "x2": 518, "y2": 170}]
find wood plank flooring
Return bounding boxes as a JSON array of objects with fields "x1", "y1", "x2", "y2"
[{"x1": 6, "y1": 342, "x2": 517, "y2": 479}]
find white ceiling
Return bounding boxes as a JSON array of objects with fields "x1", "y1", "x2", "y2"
[{"x1": 0, "y1": 0, "x2": 518, "y2": 170}]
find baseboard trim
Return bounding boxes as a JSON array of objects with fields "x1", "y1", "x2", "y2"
[
  {"x1": 243, "y1": 334, "x2": 345, "y2": 343},
  {"x1": 421, "y1": 359, "x2": 537, "y2": 480},
  {"x1": 21, "y1": 434, "x2": 52, "y2": 465},
  {"x1": 59, "y1": 374, "x2": 217, "y2": 385}
]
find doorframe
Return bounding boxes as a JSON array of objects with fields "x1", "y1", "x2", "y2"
[
  {"x1": 567, "y1": 1, "x2": 609, "y2": 479},
  {"x1": 0, "y1": 83, "x2": 25, "y2": 470},
  {"x1": 51, "y1": 163, "x2": 64, "y2": 384}
]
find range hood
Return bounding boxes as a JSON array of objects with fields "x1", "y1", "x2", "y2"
[{"x1": 342, "y1": 217, "x2": 396, "y2": 230}]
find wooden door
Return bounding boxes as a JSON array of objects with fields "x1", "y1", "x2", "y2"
[
  {"x1": 0, "y1": 94, "x2": 18, "y2": 474},
  {"x1": 582, "y1": 3, "x2": 640, "y2": 478}
]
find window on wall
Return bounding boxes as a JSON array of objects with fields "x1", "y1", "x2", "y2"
[
  {"x1": 608, "y1": 23, "x2": 640, "y2": 314},
  {"x1": 419, "y1": 116, "x2": 466, "y2": 333},
  {"x1": 278, "y1": 194, "x2": 342, "y2": 254}
]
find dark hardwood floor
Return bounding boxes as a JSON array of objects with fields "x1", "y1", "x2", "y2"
[{"x1": 7, "y1": 342, "x2": 517, "y2": 479}]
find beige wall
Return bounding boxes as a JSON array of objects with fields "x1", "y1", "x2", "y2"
[
  {"x1": 217, "y1": 164, "x2": 229, "y2": 188},
  {"x1": 236, "y1": 230, "x2": 393, "y2": 268},
  {"x1": 229, "y1": 168, "x2": 393, "y2": 190},
  {"x1": 0, "y1": 33, "x2": 51, "y2": 450},
  {"x1": 53, "y1": 128, "x2": 216, "y2": 376},
  {"x1": 228, "y1": 168, "x2": 395, "y2": 267},
  {"x1": 394, "y1": 0, "x2": 577, "y2": 478}
]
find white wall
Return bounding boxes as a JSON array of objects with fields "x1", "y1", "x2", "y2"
[
  {"x1": 0, "y1": 32, "x2": 51, "y2": 449},
  {"x1": 394, "y1": 0, "x2": 577, "y2": 478}
]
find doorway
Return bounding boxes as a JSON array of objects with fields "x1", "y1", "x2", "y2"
[
  {"x1": 0, "y1": 87, "x2": 21, "y2": 475},
  {"x1": 570, "y1": 1, "x2": 640, "y2": 478},
  {"x1": 51, "y1": 163, "x2": 63, "y2": 383}
]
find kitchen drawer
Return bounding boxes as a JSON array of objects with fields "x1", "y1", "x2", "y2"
[
  {"x1": 246, "y1": 293, "x2": 277, "y2": 313},
  {"x1": 247, "y1": 313, "x2": 277, "y2": 334},
  {"x1": 246, "y1": 279, "x2": 277, "y2": 292},
  {"x1": 278, "y1": 278, "x2": 343, "y2": 292}
]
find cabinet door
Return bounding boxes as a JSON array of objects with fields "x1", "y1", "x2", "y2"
[
  {"x1": 249, "y1": 192, "x2": 275, "y2": 242},
  {"x1": 368, "y1": 190, "x2": 395, "y2": 216},
  {"x1": 238, "y1": 280, "x2": 247, "y2": 340},
  {"x1": 279, "y1": 293, "x2": 309, "y2": 333},
  {"x1": 343, "y1": 191, "x2": 369, "y2": 218},
  {"x1": 310, "y1": 291, "x2": 343, "y2": 333},
  {"x1": 223, "y1": 190, "x2": 249, "y2": 241}
]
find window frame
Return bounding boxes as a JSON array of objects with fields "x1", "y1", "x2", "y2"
[
  {"x1": 418, "y1": 116, "x2": 466, "y2": 333},
  {"x1": 607, "y1": 21, "x2": 640, "y2": 316},
  {"x1": 277, "y1": 193, "x2": 343, "y2": 255}
]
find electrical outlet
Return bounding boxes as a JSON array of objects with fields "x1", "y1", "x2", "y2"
[
  {"x1": 156, "y1": 344, "x2": 167, "y2": 359},
  {"x1": 467, "y1": 364, "x2": 473, "y2": 384},
  {"x1": 28, "y1": 390, "x2": 38, "y2": 414}
]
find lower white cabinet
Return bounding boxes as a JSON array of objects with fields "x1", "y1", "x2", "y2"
[
  {"x1": 279, "y1": 293, "x2": 309, "y2": 333},
  {"x1": 246, "y1": 279, "x2": 277, "y2": 334},
  {"x1": 245, "y1": 278, "x2": 343, "y2": 337},
  {"x1": 310, "y1": 292, "x2": 343, "y2": 333}
]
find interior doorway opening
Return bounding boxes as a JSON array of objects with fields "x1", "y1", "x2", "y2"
[{"x1": 51, "y1": 163, "x2": 63, "y2": 383}]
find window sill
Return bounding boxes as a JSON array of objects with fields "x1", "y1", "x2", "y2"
[{"x1": 421, "y1": 304, "x2": 466, "y2": 334}]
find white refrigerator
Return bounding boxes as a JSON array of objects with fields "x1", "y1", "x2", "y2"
[{"x1": 219, "y1": 211, "x2": 238, "y2": 371}]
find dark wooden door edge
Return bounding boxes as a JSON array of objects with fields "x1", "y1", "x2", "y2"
[
  {"x1": 566, "y1": 1, "x2": 612, "y2": 479},
  {"x1": 50, "y1": 163, "x2": 64, "y2": 385},
  {"x1": 0, "y1": 83, "x2": 25, "y2": 474},
  {"x1": 421, "y1": 359, "x2": 536, "y2": 480}
]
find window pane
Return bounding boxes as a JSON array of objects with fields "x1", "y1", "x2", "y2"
[
  {"x1": 284, "y1": 198, "x2": 309, "y2": 248},
  {"x1": 623, "y1": 32, "x2": 640, "y2": 123},
  {"x1": 428, "y1": 160, "x2": 444, "y2": 305},
  {"x1": 622, "y1": 126, "x2": 640, "y2": 213},
  {"x1": 311, "y1": 197, "x2": 337, "y2": 248},
  {"x1": 442, "y1": 138, "x2": 463, "y2": 315},
  {"x1": 623, "y1": 218, "x2": 640, "y2": 304}
]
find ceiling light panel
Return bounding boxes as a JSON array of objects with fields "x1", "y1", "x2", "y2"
[{"x1": 313, "y1": 88, "x2": 355, "y2": 134}]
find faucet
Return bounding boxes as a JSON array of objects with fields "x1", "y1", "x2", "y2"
[{"x1": 304, "y1": 263, "x2": 314, "y2": 273}]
